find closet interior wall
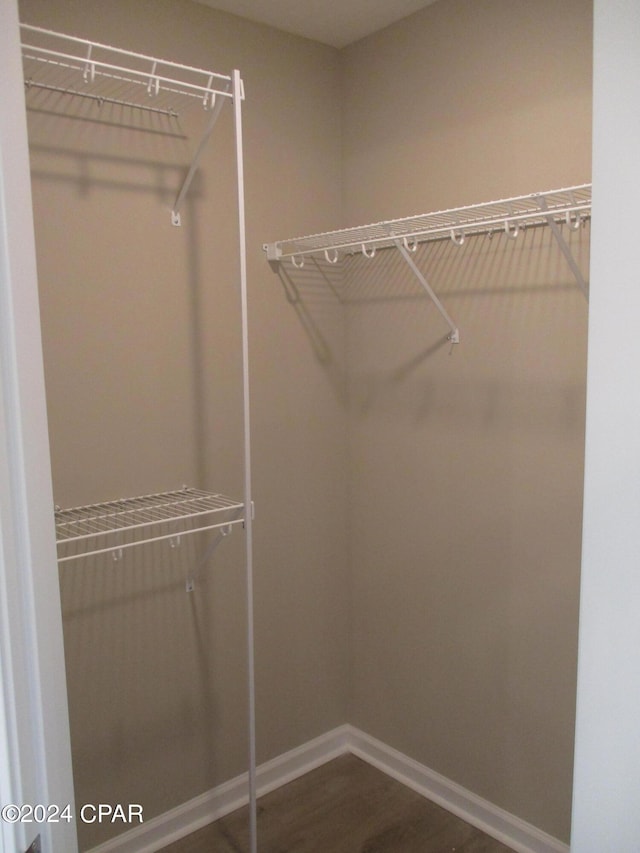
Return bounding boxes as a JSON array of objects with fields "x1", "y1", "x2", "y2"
[
  {"x1": 340, "y1": 0, "x2": 591, "y2": 843},
  {"x1": 20, "y1": 0, "x2": 348, "y2": 849}
]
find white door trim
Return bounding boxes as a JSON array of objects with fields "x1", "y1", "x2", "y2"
[{"x1": 0, "y1": 1, "x2": 77, "y2": 851}]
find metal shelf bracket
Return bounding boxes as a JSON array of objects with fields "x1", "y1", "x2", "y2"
[
  {"x1": 394, "y1": 238, "x2": 460, "y2": 345},
  {"x1": 171, "y1": 81, "x2": 232, "y2": 226},
  {"x1": 536, "y1": 195, "x2": 589, "y2": 299}
]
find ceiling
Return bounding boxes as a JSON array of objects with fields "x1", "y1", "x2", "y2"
[{"x1": 194, "y1": 0, "x2": 440, "y2": 49}]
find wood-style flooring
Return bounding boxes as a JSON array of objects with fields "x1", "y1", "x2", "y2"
[{"x1": 159, "y1": 754, "x2": 515, "y2": 852}]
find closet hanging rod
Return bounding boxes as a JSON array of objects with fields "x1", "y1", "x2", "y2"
[
  {"x1": 57, "y1": 516, "x2": 244, "y2": 564},
  {"x1": 263, "y1": 184, "x2": 591, "y2": 262}
]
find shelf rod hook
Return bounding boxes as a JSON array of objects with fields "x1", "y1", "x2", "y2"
[
  {"x1": 324, "y1": 248, "x2": 339, "y2": 264},
  {"x1": 83, "y1": 44, "x2": 95, "y2": 84},
  {"x1": 291, "y1": 255, "x2": 304, "y2": 269},
  {"x1": 450, "y1": 229, "x2": 465, "y2": 246},
  {"x1": 504, "y1": 220, "x2": 519, "y2": 240},
  {"x1": 147, "y1": 62, "x2": 160, "y2": 97},
  {"x1": 566, "y1": 211, "x2": 582, "y2": 231},
  {"x1": 361, "y1": 243, "x2": 376, "y2": 259},
  {"x1": 203, "y1": 74, "x2": 215, "y2": 109}
]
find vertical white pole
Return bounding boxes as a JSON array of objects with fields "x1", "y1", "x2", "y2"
[{"x1": 232, "y1": 69, "x2": 257, "y2": 853}]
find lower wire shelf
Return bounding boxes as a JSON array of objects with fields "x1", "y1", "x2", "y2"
[{"x1": 54, "y1": 486, "x2": 244, "y2": 563}]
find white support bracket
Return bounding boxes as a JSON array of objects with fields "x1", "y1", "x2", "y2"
[
  {"x1": 394, "y1": 239, "x2": 460, "y2": 345},
  {"x1": 536, "y1": 196, "x2": 589, "y2": 299},
  {"x1": 264, "y1": 242, "x2": 280, "y2": 263},
  {"x1": 171, "y1": 80, "x2": 232, "y2": 226}
]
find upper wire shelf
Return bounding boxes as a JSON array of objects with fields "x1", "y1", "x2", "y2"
[
  {"x1": 264, "y1": 184, "x2": 592, "y2": 264},
  {"x1": 20, "y1": 24, "x2": 235, "y2": 117},
  {"x1": 20, "y1": 25, "x2": 245, "y2": 223},
  {"x1": 55, "y1": 487, "x2": 244, "y2": 563}
]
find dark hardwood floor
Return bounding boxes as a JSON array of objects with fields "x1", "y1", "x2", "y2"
[{"x1": 159, "y1": 754, "x2": 515, "y2": 852}]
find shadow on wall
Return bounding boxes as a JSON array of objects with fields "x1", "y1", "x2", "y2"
[
  {"x1": 269, "y1": 220, "x2": 589, "y2": 430},
  {"x1": 26, "y1": 86, "x2": 245, "y2": 507},
  {"x1": 268, "y1": 254, "x2": 349, "y2": 405},
  {"x1": 59, "y1": 528, "x2": 248, "y2": 850},
  {"x1": 338, "y1": 222, "x2": 590, "y2": 426},
  {"x1": 25, "y1": 86, "x2": 191, "y2": 187}
]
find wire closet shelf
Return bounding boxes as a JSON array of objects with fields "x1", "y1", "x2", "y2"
[
  {"x1": 20, "y1": 24, "x2": 234, "y2": 116},
  {"x1": 263, "y1": 184, "x2": 592, "y2": 263},
  {"x1": 20, "y1": 24, "x2": 246, "y2": 225},
  {"x1": 55, "y1": 488, "x2": 245, "y2": 563}
]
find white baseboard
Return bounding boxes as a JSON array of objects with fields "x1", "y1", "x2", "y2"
[
  {"x1": 87, "y1": 726, "x2": 351, "y2": 853},
  {"x1": 345, "y1": 726, "x2": 569, "y2": 853},
  {"x1": 88, "y1": 724, "x2": 568, "y2": 853}
]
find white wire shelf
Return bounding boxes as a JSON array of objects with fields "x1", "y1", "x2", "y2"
[
  {"x1": 20, "y1": 24, "x2": 234, "y2": 116},
  {"x1": 263, "y1": 184, "x2": 592, "y2": 263},
  {"x1": 20, "y1": 25, "x2": 245, "y2": 223},
  {"x1": 55, "y1": 487, "x2": 244, "y2": 563},
  {"x1": 264, "y1": 183, "x2": 591, "y2": 344}
]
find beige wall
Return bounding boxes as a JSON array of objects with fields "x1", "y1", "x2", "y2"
[
  {"x1": 20, "y1": 0, "x2": 591, "y2": 848},
  {"x1": 19, "y1": 0, "x2": 349, "y2": 848},
  {"x1": 342, "y1": 0, "x2": 591, "y2": 842}
]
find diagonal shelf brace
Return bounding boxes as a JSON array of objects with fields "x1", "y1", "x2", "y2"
[
  {"x1": 394, "y1": 239, "x2": 460, "y2": 344},
  {"x1": 171, "y1": 81, "x2": 231, "y2": 225},
  {"x1": 536, "y1": 196, "x2": 589, "y2": 299}
]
